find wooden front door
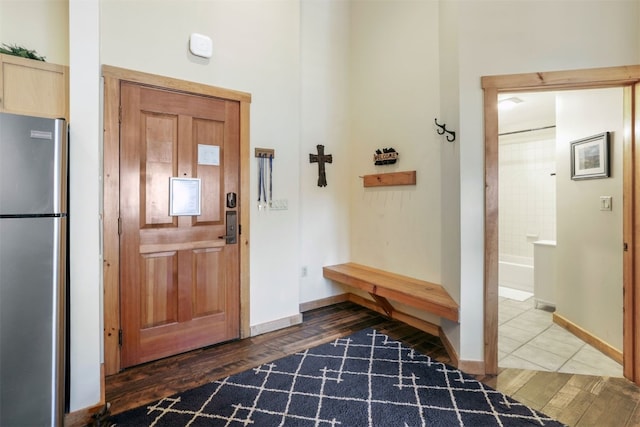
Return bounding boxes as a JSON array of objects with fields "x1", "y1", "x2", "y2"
[{"x1": 119, "y1": 82, "x2": 240, "y2": 368}]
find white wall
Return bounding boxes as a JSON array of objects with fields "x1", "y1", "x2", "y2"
[
  {"x1": 0, "y1": 0, "x2": 69, "y2": 65},
  {"x1": 299, "y1": 0, "x2": 351, "y2": 304},
  {"x1": 453, "y1": 0, "x2": 639, "y2": 362},
  {"x1": 555, "y1": 88, "x2": 623, "y2": 350},
  {"x1": 348, "y1": 0, "x2": 442, "y2": 283},
  {"x1": 68, "y1": 0, "x2": 102, "y2": 411},
  {"x1": 438, "y1": 0, "x2": 461, "y2": 346}
]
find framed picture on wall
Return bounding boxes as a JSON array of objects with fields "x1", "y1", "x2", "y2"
[{"x1": 570, "y1": 132, "x2": 610, "y2": 180}]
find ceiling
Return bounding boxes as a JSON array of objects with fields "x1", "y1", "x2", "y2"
[{"x1": 498, "y1": 91, "x2": 557, "y2": 135}]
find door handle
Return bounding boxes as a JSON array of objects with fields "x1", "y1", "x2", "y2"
[{"x1": 220, "y1": 211, "x2": 237, "y2": 244}]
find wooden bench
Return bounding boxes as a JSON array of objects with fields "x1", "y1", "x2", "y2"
[{"x1": 322, "y1": 263, "x2": 459, "y2": 323}]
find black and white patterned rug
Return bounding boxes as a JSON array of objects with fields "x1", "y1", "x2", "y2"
[{"x1": 109, "y1": 328, "x2": 565, "y2": 426}]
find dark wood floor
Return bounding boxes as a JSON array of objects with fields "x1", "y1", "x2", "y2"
[{"x1": 105, "y1": 302, "x2": 640, "y2": 426}]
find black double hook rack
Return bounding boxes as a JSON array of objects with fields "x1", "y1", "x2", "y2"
[{"x1": 434, "y1": 118, "x2": 456, "y2": 142}]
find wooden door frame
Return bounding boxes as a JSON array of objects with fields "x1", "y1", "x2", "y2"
[
  {"x1": 102, "y1": 65, "x2": 251, "y2": 375},
  {"x1": 482, "y1": 65, "x2": 640, "y2": 384}
]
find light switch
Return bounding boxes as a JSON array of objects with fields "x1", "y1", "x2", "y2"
[
  {"x1": 270, "y1": 199, "x2": 288, "y2": 210},
  {"x1": 600, "y1": 196, "x2": 612, "y2": 211}
]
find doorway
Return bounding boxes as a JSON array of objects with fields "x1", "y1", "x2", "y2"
[
  {"x1": 118, "y1": 82, "x2": 241, "y2": 368},
  {"x1": 497, "y1": 90, "x2": 623, "y2": 377},
  {"x1": 482, "y1": 65, "x2": 640, "y2": 384},
  {"x1": 102, "y1": 66, "x2": 252, "y2": 375}
]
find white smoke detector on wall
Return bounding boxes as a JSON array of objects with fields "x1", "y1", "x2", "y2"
[{"x1": 189, "y1": 33, "x2": 213, "y2": 58}]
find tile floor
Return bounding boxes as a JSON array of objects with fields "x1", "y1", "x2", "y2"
[{"x1": 498, "y1": 287, "x2": 623, "y2": 377}]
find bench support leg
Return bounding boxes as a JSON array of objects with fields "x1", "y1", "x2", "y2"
[{"x1": 369, "y1": 293, "x2": 394, "y2": 317}]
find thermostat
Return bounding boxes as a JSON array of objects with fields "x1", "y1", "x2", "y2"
[{"x1": 189, "y1": 33, "x2": 213, "y2": 58}]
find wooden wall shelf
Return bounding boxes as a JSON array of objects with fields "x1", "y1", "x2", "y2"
[
  {"x1": 255, "y1": 147, "x2": 275, "y2": 158},
  {"x1": 362, "y1": 171, "x2": 416, "y2": 187}
]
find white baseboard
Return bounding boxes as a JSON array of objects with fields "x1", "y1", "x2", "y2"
[
  {"x1": 299, "y1": 294, "x2": 349, "y2": 312},
  {"x1": 250, "y1": 313, "x2": 303, "y2": 336}
]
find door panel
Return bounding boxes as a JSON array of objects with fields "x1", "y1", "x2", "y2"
[
  {"x1": 192, "y1": 247, "x2": 225, "y2": 317},
  {"x1": 193, "y1": 118, "x2": 224, "y2": 224},
  {"x1": 140, "y1": 251, "x2": 178, "y2": 329},
  {"x1": 120, "y1": 82, "x2": 240, "y2": 368},
  {"x1": 142, "y1": 113, "x2": 177, "y2": 227}
]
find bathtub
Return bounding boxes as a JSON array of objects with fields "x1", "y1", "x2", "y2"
[{"x1": 499, "y1": 254, "x2": 534, "y2": 293}]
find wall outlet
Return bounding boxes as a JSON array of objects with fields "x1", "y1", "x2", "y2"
[{"x1": 301, "y1": 266, "x2": 308, "y2": 277}]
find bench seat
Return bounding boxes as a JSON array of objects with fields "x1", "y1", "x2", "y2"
[{"x1": 323, "y1": 262, "x2": 459, "y2": 322}]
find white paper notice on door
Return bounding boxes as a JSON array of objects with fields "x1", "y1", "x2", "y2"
[
  {"x1": 169, "y1": 177, "x2": 201, "y2": 216},
  {"x1": 198, "y1": 144, "x2": 220, "y2": 166}
]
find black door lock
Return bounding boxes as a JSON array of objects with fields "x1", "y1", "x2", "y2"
[{"x1": 226, "y1": 192, "x2": 237, "y2": 208}]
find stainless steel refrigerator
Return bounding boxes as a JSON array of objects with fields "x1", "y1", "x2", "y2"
[{"x1": 0, "y1": 112, "x2": 67, "y2": 426}]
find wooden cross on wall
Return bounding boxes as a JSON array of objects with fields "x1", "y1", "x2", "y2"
[{"x1": 309, "y1": 144, "x2": 333, "y2": 187}]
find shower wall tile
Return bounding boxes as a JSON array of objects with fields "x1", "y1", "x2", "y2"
[{"x1": 499, "y1": 133, "x2": 556, "y2": 258}]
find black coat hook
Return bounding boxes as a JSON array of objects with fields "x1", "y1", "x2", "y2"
[{"x1": 434, "y1": 118, "x2": 456, "y2": 142}]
